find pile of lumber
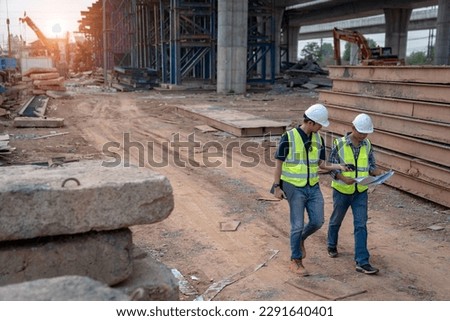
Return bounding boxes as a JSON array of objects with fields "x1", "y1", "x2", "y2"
[{"x1": 23, "y1": 68, "x2": 66, "y2": 95}]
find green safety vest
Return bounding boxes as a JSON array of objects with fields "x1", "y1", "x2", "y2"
[
  {"x1": 331, "y1": 136, "x2": 371, "y2": 194},
  {"x1": 281, "y1": 129, "x2": 321, "y2": 187}
]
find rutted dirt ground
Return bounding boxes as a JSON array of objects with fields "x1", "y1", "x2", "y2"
[{"x1": 2, "y1": 86, "x2": 449, "y2": 301}]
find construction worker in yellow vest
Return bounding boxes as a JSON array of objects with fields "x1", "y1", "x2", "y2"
[
  {"x1": 327, "y1": 113, "x2": 386, "y2": 275},
  {"x1": 273, "y1": 104, "x2": 351, "y2": 276}
]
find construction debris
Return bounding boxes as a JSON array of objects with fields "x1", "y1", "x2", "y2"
[
  {"x1": 219, "y1": 220, "x2": 241, "y2": 232},
  {"x1": 0, "y1": 134, "x2": 13, "y2": 156},
  {"x1": 195, "y1": 249, "x2": 279, "y2": 301},
  {"x1": 24, "y1": 68, "x2": 67, "y2": 96},
  {"x1": 280, "y1": 59, "x2": 331, "y2": 89},
  {"x1": 18, "y1": 95, "x2": 49, "y2": 117},
  {"x1": 112, "y1": 67, "x2": 158, "y2": 91}
]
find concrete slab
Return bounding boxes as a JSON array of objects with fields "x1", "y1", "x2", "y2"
[
  {"x1": 0, "y1": 229, "x2": 133, "y2": 286},
  {"x1": 175, "y1": 105, "x2": 288, "y2": 137},
  {"x1": 13, "y1": 117, "x2": 64, "y2": 128},
  {"x1": 0, "y1": 275, "x2": 130, "y2": 301},
  {"x1": 0, "y1": 161, "x2": 174, "y2": 241}
]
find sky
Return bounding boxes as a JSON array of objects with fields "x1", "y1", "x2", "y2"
[{"x1": 0, "y1": 0, "x2": 95, "y2": 46}]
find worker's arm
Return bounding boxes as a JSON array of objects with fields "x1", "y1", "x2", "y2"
[
  {"x1": 325, "y1": 140, "x2": 356, "y2": 185},
  {"x1": 319, "y1": 160, "x2": 352, "y2": 172},
  {"x1": 368, "y1": 144, "x2": 385, "y2": 176},
  {"x1": 273, "y1": 159, "x2": 286, "y2": 200}
]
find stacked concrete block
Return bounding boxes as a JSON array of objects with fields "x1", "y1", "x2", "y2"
[{"x1": 0, "y1": 161, "x2": 178, "y2": 300}]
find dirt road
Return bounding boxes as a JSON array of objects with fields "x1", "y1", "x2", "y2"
[{"x1": 4, "y1": 87, "x2": 449, "y2": 301}]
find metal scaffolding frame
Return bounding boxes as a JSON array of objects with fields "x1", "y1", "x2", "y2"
[
  {"x1": 163, "y1": 0, "x2": 216, "y2": 84},
  {"x1": 247, "y1": 0, "x2": 276, "y2": 84},
  {"x1": 79, "y1": 0, "x2": 276, "y2": 85}
]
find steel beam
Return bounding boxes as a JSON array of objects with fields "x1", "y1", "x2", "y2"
[
  {"x1": 332, "y1": 79, "x2": 450, "y2": 105},
  {"x1": 319, "y1": 90, "x2": 450, "y2": 123},
  {"x1": 326, "y1": 104, "x2": 450, "y2": 144},
  {"x1": 328, "y1": 66, "x2": 450, "y2": 85},
  {"x1": 323, "y1": 120, "x2": 450, "y2": 168}
]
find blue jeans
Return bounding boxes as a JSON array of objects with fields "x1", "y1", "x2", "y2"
[
  {"x1": 327, "y1": 189, "x2": 370, "y2": 266},
  {"x1": 283, "y1": 181, "x2": 324, "y2": 260}
]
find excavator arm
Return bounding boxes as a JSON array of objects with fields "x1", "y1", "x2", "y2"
[
  {"x1": 333, "y1": 27, "x2": 404, "y2": 66},
  {"x1": 19, "y1": 15, "x2": 60, "y2": 63},
  {"x1": 333, "y1": 27, "x2": 372, "y2": 65}
]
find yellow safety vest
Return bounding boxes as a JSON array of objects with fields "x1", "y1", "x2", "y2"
[
  {"x1": 281, "y1": 129, "x2": 321, "y2": 187},
  {"x1": 331, "y1": 136, "x2": 371, "y2": 194}
]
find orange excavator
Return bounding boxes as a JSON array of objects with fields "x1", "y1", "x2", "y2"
[
  {"x1": 333, "y1": 27, "x2": 404, "y2": 66},
  {"x1": 19, "y1": 15, "x2": 60, "y2": 64}
]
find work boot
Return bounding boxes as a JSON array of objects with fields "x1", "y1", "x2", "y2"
[
  {"x1": 327, "y1": 247, "x2": 338, "y2": 258},
  {"x1": 356, "y1": 263, "x2": 379, "y2": 275},
  {"x1": 289, "y1": 259, "x2": 309, "y2": 276},
  {"x1": 300, "y1": 240, "x2": 306, "y2": 259}
]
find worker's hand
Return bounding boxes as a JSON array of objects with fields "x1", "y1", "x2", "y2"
[
  {"x1": 339, "y1": 164, "x2": 355, "y2": 171},
  {"x1": 342, "y1": 177, "x2": 357, "y2": 185},
  {"x1": 274, "y1": 187, "x2": 286, "y2": 200}
]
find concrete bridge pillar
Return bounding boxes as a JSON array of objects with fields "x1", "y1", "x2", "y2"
[
  {"x1": 289, "y1": 25, "x2": 301, "y2": 62},
  {"x1": 384, "y1": 8, "x2": 412, "y2": 60},
  {"x1": 435, "y1": 0, "x2": 450, "y2": 65},
  {"x1": 217, "y1": 0, "x2": 248, "y2": 94},
  {"x1": 274, "y1": 8, "x2": 284, "y2": 75}
]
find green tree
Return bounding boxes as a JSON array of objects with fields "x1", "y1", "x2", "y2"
[
  {"x1": 301, "y1": 42, "x2": 321, "y2": 61},
  {"x1": 320, "y1": 43, "x2": 333, "y2": 59},
  {"x1": 407, "y1": 51, "x2": 427, "y2": 65},
  {"x1": 342, "y1": 38, "x2": 377, "y2": 63}
]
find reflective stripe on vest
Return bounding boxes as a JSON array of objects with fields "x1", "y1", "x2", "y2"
[
  {"x1": 281, "y1": 129, "x2": 321, "y2": 187},
  {"x1": 331, "y1": 136, "x2": 371, "y2": 194}
]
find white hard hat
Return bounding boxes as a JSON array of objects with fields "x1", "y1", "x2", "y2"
[
  {"x1": 304, "y1": 103, "x2": 329, "y2": 127},
  {"x1": 352, "y1": 113, "x2": 374, "y2": 133}
]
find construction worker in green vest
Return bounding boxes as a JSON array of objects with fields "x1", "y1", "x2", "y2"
[
  {"x1": 327, "y1": 113, "x2": 386, "y2": 275},
  {"x1": 273, "y1": 104, "x2": 351, "y2": 276}
]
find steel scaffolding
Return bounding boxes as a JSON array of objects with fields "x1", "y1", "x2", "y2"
[
  {"x1": 247, "y1": 0, "x2": 276, "y2": 84},
  {"x1": 78, "y1": 0, "x2": 276, "y2": 85}
]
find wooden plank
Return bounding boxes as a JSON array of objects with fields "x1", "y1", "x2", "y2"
[
  {"x1": 13, "y1": 117, "x2": 64, "y2": 128},
  {"x1": 332, "y1": 79, "x2": 450, "y2": 104},
  {"x1": 326, "y1": 104, "x2": 450, "y2": 145},
  {"x1": 33, "y1": 77, "x2": 65, "y2": 86},
  {"x1": 23, "y1": 67, "x2": 58, "y2": 77},
  {"x1": 323, "y1": 121, "x2": 450, "y2": 168},
  {"x1": 29, "y1": 72, "x2": 61, "y2": 80},
  {"x1": 328, "y1": 66, "x2": 450, "y2": 84},
  {"x1": 318, "y1": 90, "x2": 450, "y2": 123},
  {"x1": 175, "y1": 105, "x2": 287, "y2": 137}
]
